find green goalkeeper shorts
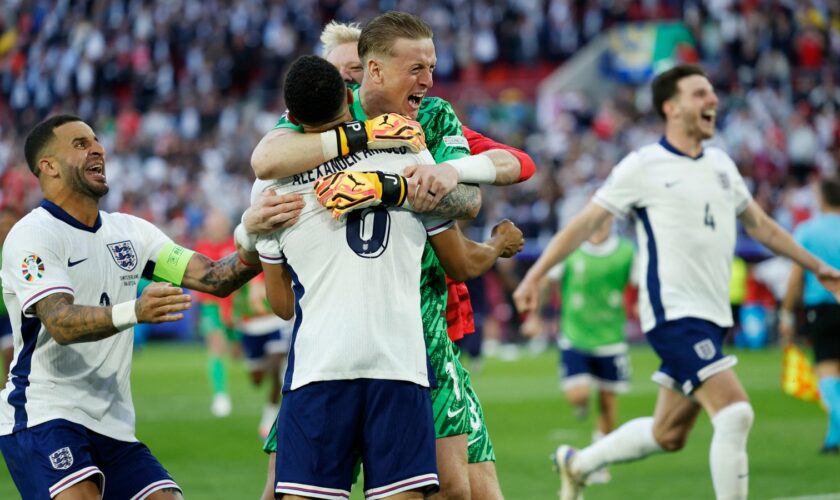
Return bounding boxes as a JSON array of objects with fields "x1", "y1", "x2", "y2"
[
  {"x1": 430, "y1": 337, "x2": 471, "y2": 439},
  {"x1": 458, "y1": 350, "x2": 496, "y2": 463}
]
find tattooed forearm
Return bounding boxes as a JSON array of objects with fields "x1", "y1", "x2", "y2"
[
  {"x1": 428, "y1": 183, "x2": 482, "y2": 220},
  {"x1": 181, "y1": 252, "x2": 260, "y2": 297},
  {"x1": 36, "y1": 293, "x2": 119, "y2": 345}
]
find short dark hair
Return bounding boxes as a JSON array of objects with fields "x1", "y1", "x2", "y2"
[
  {"x1": 283, "y1": 55, "x2": 346, "y2": 127},
  {"x1": 358, "y1": 11, "x2": 433, "y2": 63},
  {"x1": 821, "y1": 176, "x2": 840, "y2": 207},
  {"x1": 651, "y1": 64, "x2": 708, "y2": 119},
  {"x1": 24, "y1": 114, "x2": 83, "y2": 177}
]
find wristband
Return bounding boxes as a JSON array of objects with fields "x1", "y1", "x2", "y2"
[
  {"x1": 377, "y1": 172, "x2": 408, "y2": 207},
  {"x1": 338, "y1": 120, "x2": 368, "y2": 155},
  {"x1": 447, "y1": 154, "x2": 496, "y2": 184},
  {"x1": 234, "y1": 223, "x2": 257, "y2": 252},
  {"x1": 112, "y1": 300, "x2": 138, "y2": 331},
  {"x1": 320, "y1": 130, "x2": 340, "y2": 161}
]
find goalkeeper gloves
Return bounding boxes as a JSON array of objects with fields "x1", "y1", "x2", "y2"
[
  {"x1": 314, "y1": 171, "x2": 408, "y2": 221},
  {"x1": 321, "y1": 113, "x2": 426, "y2": 159}
]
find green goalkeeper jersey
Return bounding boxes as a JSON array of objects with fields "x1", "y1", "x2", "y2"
[
  {"x1": 554, "y1": 236, "x2": 635, "y2": 352},
  {"x1": 273, "y1": 86, "x2": 471, "y2": 352}
]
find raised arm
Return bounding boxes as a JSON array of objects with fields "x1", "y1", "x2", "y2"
[
  {"x1": 429, "y1": 220, "x2": 523, "y2": 282},
  {"x1": 35, "y1": 283, "x2": 191, "y2": 345},
  {"x1": 513, "y1": 202, "x2": 612, "y2": 314},
  {"x1": 739, "y1": 200, "x2": 840, "y2": 300}
]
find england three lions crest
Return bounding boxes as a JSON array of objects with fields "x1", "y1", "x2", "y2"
[
  {"x1": 49, "y1": 447, "x2": 74, "y2": 470},
  {"x1": 108, "y1": 241, "x2": 138, "y2": 271}
]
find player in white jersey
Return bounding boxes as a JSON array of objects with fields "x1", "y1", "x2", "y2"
[
  {"x1": 514, "y1": 65, "x2": 840, "y2": 500},
  {"x1": 0, "y1": 114, "x2": 263, "y2": 500},
  {"x1": 252, "y1": 55, "x2": 523, "y2": 500}
]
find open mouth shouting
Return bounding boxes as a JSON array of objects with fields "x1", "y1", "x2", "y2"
[{"x1": 85, "y1": 161, "x2": 106, "y2": 184}]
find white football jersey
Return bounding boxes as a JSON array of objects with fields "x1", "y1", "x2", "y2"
[
  {"x1": 593, "y1": 139, "x2": 752, "y2": 332},
  {"x1": 0, "y1": 201, "x2": 171, "y2": 441},
  {"x1": 255, "y1": 148, "x2": 452, "y2": 391}
]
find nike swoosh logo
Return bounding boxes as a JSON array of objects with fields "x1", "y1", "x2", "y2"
[
  {"x1": 68, "y1": 258, "x2": 88, "y2": 267},
  {"x1": 447, "y1": 406, "x2": 465, "y2": 418}
]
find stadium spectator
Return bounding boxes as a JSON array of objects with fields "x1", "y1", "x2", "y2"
[{"x1": 0, "y1": 206, "x2": 18, "y2": 382}]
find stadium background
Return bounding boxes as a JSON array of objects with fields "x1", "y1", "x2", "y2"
[{"x1": 1, "y1": 1, "x2": 839, "y2": 498}]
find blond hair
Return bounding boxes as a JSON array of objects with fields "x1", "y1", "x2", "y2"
[
  {"x1": 358, "y1": 11, "x2": 433, "y2": 62},
  {"x1": 320, "y1": 21, "x2": 362, "y2": 58}
]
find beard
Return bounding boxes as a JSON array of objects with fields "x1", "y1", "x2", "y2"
[{"x1": 63, "y1": 162, "x2": 109, "y2": 200}]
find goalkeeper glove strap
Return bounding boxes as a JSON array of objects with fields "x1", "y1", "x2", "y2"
[
  {"x1": 376, "y1": 172, "x2": 408, "y2": 207},
  {"x1": 319, "y1": 120, "x2": 369, "y2": 161}
]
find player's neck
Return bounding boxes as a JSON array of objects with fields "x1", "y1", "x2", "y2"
[
  {"x1": 46, "y1": 191, "x2": 100, "y2": 227},
  {"x1": 663, "y1": 128, "x2": 703, "y2": 159},
  {"x1": 359, "y1": 85, "x2": 387, "y2": 117}
]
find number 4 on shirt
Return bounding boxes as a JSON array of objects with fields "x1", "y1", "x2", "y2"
[{"x1": 704, "y1": 203, "x2": 716, "y2": 230}]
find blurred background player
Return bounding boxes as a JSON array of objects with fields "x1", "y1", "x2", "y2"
[
  {"x1": 779, "y1": 175, "x2": 840, "y2": 455},
  {"x1": 233, "y1": 275, "x2": 289, "y2": 439},
  {"x1": 514, "y1": 64, "x2": 840, "y2": 500},
  {"x1": 0, "y1": 207, "x2": 20, "y2": 382},
  {"x1": 522, "y1": 213, "x2": 636, "y2": 484},
  {"x1": 194, "y1": 208, "x2": 239, "y2": 418}
]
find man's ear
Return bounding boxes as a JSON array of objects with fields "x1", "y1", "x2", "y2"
[
  {"x1": 367, "y1": 58, "x2": 383, "y2": 84},
  {"x1": 286, "y1": 112, "x2": 299, "y2": 125},
  {"x1": 38, "y1": 157, "x2": 58, "y2": 178}
]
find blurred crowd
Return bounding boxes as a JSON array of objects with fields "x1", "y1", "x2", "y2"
[{"x1": 1, "y1": 0, "x2": 840, "y2": 343}]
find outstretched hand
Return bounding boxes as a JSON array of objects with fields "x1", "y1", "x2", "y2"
[
  {"x1": 136, "y1": 282, "x2": 192, "y2": 324},
  {"x1": 243, "y1": 191, "x2": 305, "y2": 234}
]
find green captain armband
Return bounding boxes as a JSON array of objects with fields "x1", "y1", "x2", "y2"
[{"x1": 152, "y1": 242, "x2": 196, "y2": 285}]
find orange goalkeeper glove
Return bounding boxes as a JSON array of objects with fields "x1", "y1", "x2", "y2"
[
  {"x1": 333, "y1": 113, "x2": 426, "y2": 155},
  {"x1": 314, "y1": 171, "x2": 408, "y2": 221}
]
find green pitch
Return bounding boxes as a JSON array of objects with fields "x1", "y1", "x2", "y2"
[{"x1": 0, "y1": 343, "x2": 836, "y2": 499}]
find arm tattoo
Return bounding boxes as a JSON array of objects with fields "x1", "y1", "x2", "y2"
[
  {"x1": 35, "y1": 293, "x2": 119, "y2": 345},
  {"x1": 428, "y1": 184, "x2": 482, "y2": 220},
  {"x1": 182, "y1": 252, "x2": 260, "y2": 297}
]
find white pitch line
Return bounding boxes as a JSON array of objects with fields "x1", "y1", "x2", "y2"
[{"x1": 771, "y1": 494, "x2": 840, "y2": 500}]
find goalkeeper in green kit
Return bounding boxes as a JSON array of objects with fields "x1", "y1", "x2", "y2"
[{"x1": 245, "y1": 11, "x2": 536, "y2": 500}]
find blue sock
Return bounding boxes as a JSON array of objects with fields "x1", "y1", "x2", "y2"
[{"x1": 818, "y1": 377, "x2": 840, "y2": 447}]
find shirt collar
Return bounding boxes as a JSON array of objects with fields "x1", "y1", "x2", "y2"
[
  {"x1": 659, "y1": 136, "x2": 704, "y2": 160},
  {"x1": 40, "y1": 199, "x2": 102, "y2": 233}
]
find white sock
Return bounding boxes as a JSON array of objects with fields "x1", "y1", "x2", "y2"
[
  {"x1": 710, "y1": 402, "x2": 753, "y2": 500},
  {"x1": 572, "y1": 417, "x2": 662, "y2": 476}
]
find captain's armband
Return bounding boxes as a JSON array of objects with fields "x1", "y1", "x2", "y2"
[{"x1": 152, "y1": 243, "x2": 195, "y2": 285}]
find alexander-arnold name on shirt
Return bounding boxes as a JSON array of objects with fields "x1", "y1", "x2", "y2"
[{"x1": 291, "y1": 147, "x2": 411, "y2": 186}]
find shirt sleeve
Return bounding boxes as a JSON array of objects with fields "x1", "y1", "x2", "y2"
[
  {"x1": 592, "y1": 152, "x2": 642, "y2": 218},
  {"x1": 462, "y1": 125, "x2": 536, "y2": 182},
  {"x1": 2, "y1": 224, "x2": 74, "y2": 317},
  {"x1": 419, "y1": 214, "x2": 455, "y2": 236},
  {"x1": 256, "y1": 233, "x2": 286, "y2": 265},
  {"x1": 419, "y1": 98, "x2": 471, "y2": 164},
  {"x1": 729, "y1": 162, "x2": 753, "y2": 215}
]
